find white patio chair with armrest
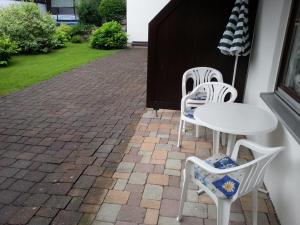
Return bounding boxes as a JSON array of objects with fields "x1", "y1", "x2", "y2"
[
  {"x1": 177, "y1": 82, "x2": 237, "y2": 148},
  {"x1": 182, "y1": 67, "x2": 223, "y2": 136},
  {"x1": 177, "y1": 139, "x2": 284, "y2": 225}
]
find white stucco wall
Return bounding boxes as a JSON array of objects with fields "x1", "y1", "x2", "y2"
[
  {"x1": 244, "y1": 0, "x2": 300, "y2": 224},
  {"x1": 126, "y1": 0, "x2": 170, "y2": 43},
  {"x1": 0, "y1": 0, "x2": 22, "y2": 8},
  {"x1": 0, "y1": 1, "x2": 46, "y2": 14}
]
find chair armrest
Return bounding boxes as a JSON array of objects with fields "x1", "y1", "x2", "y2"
[
  {"x1": 181, "y1": 85, "x2": 206, "y2": 113},
  {"x1": 181, "y1": 94, "x2": 192, "y2": 114},
  {"x1": 186, "y1": 156, "x2": 223, "y2": 174},
  {"x1": 186, "y1": 156, "x2": 253, "y2": 175},
  {"x1": 230, "y1": 139, "x2": 284, "y2": 160}
]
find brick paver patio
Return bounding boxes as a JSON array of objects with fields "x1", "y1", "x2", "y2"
[
  {"x1": 0, "y1": 48, "x2": 280, "y2": 225},
  {"x1": 0, "y1": 48, "x2": 146, "y2": 225}
]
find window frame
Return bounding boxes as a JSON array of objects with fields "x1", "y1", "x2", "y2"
[{"x1": 276, "y1": 0, "x2": 300, "y2": 109}]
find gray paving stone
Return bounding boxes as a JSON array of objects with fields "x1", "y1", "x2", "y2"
[
  {"x1": 45, "y1": 195, "x2": 71, "y2": 209},
  {"x1": 116, "y1": 162, "x2": 135, "y2": 173},
  {"x1": 166, "y1": 159, "x2": 182, "y2": 170},
  {"x1": 0, "y1": 190, "x2": 20, "y2": 204},
  {"x1": 96, "y1": 203, "x2": 121, "y2": 222},
  {"x1": 0, "y1": 167, "x2": 19, "y2": 177},
  {"x1": 52, "y1": 210, "x2": 82, "y2": 225},
  {"x1": 24, "y1": 193, "x2": 49, "y2": 207},
  {"x1": 74, "y1": 175, "x2": 96, "y2": 189},
  {"x1": 114, "y1": 179, "x2": 128, "y2": 191},
  {"x1": 158, "y1": 216, "x2": 180, "y2": 225},
  {"x1": 92, "y1": 222, "x2": 114, "y2": 225},
  {"x1": 117, "y1": 205, "x2": 146, "y2": 223},
  {"x1": 0, "y1": 205, "x2": 19, "y2": 224},
  {"x1": 28, "y1": 216, "x2": 52, "y2": 225},
  {"x1": 187, "y1": 189, "x2": 199, "y2": 202},
  {"x1": 168, "y1": 152, "x2": 185, "y2": 160},
  {"x1": 48, "y1": 183, "x2": 73, "y2": 195},
  {"x1": 164, "y1": 169, "x2": 181, "y2": 176},
  {"x1": 183, "y1": 202, "x2": 207, "y2": 218},
  {"x1": 206, "y1": 205, "x2": 245, "y2": 223},
  {"x1": 9, "y1": 180, "x2": 34, "y2": 192},
  {"x1": 143, "y1": 184, "x2": 163, "y2": 200},
  {"x1": 8, "y1": 206, "x2": 39, "y2": 224},
  {"x1": 36, "y1": 207, "x2": 59, "y2": 218},
  {"x1": 128, "y1": 172, "x2": 147, "y2": 185}
]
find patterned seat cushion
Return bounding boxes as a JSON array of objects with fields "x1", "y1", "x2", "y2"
[
  {"x1": 194, "y1": 153, "x2": 244, "y2": 199},
  {"x1": 191, "y1": 92, "x2": 207, "y2": 101},
  {"x1": 184, "y1": 107, "x2": 195, "y2": 119}
]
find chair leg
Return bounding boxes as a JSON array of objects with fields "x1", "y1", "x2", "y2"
[
  {"x1": 226, "y1": 134, "x2": 236, "y2": 156},
  {"x1": 252, "y1": 190, "x2": 258, "y2": 225},
  {"x1": 183, "y1": 121, "x2": 186, "y2": 133},
  {"x1": 177, "y1": 168, "x2": 190, "y2": 222},
  {"x1": 217, "y1": 199, "x2": 231, "y2": 225},
  {"x1": 221, "y1": 133, "x2": 227, "y2": 147},
  {"x1": 177, "y1": 120, "x2": 183, "y2": 147},
  {"x1": 212, "y1": 130, "x2": 220, "y2": 154},
  {"x1": 196, "y1": 125, "x2": 200, "y2": 138}
]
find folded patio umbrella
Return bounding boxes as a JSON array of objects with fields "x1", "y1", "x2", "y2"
[{"x1": 218, "y1": 0, "x2": 250, "y2": 87}]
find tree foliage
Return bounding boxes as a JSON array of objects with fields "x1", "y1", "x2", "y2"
[
  {"x1": 76, "y1": 0, "x2": 102, "y2": 26},
  {"x1": 99, "y1": 0, "x2": 126, "y2": 23}
]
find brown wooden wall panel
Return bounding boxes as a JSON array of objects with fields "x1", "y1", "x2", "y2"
[{"x1": 147, "y1": 0, "x2": 258, "y2": 110}]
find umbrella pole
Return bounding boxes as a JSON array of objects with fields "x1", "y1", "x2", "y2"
[{"x1": 232, "y1": 55, "x2": 239, "y2": 87}]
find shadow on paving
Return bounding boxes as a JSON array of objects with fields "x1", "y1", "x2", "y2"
[{"x1": 0, "y1": 48, "x2": 147, "y2": 225}]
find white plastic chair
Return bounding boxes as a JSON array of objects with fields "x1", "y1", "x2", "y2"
[
  {"x1": 177, "y1": 82, "x2": 237, "y2": 147},
  {"x1": 182, "y1": 67, "x2": 223, "y2": 135},
  {"x1": 182, "y1": 67, "x2": 223, "y2": 99},
  {"x1": 177, "y1": 139, "x2": 284, "y2": 225}
]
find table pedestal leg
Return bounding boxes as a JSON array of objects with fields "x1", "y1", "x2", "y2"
[
  {"x1": 212, "y1": 130, "x2": 220, "y2": 154},
  {"x1": 226, "y1": 134, "x2": 236, "y2": 155}
]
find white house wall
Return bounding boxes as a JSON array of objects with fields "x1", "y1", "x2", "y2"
[
  {"x1": 126, "y1": 0, "x2": 170, "y2": 43},
  {"x1": 0, "y1": 0, "x2": 46, "y2": 14},
  {"x1": 0, "y1": 0, "x2": 22, "y2": 8},
  {"x1": 244, "y1": 0, "x2": 300, "y2": 224}
]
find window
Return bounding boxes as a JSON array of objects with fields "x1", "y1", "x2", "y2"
[
  {"x1": 277, "y1": 0, "x2": 300, "y2": 113},
  {"x1": 261, "y1": 0, "x2": 300, "y2": 144}
]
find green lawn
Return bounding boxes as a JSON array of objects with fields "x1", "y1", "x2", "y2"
[{"x1": 0, "y1": 43, "x2": 117, "y2": 96}]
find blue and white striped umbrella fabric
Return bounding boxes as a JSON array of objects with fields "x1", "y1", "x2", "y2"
[{"x1": 218, "y1": 0, "x2": 250, "y2": 56}]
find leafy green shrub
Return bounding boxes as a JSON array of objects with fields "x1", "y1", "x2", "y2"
[
  {"x1": 0, "y1": 36, "x2": 18, "y2": 66},
  {"x1": 53, "y1": 30, "x2": 68, "y2": 49},
  {"x1": 70, "y1": 24, "x2": 97, "y2": 40},
  {"x1": 76, "y1": 0, "x2": 102, "y2": 26},
  {"x1": 0, "y1": 3, "x2": 56, "y2": 53},
  {"x1": 56, "y1": 24, "x2": 72, "y2": 41},
  {"x1": 71, "y1": 35, "x2": 84, "y2": 43},
  {"x1": 99, "y1": 0, "x2": 126, "y2": 23},
  {"x1": 90, "y1": 21, "x2": 127, "y2": 49}
]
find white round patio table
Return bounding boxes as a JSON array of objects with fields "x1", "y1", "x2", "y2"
[{"x1": 193, "y1": 103, "x2": 278, "y2": 155}]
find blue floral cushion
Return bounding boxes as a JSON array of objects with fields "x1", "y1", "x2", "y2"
[
  {"x1": 213, "y1": 156, "x2": 238, "y2": 169},
  {"x1": 184, "y1": 107, "x2": 195, "y2": 119},
  {"x1": 194, "y1": 153, "x2": 244, "y2": 199},
  {"x1": 191, "y1": 92, "x2": 207, "y2": 101},
  {"x1": 212, "y1": 175, "x2": 240, "y2": 198}
]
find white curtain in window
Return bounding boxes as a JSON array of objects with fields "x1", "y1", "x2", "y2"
[
  {"x1": 51, "y1": 0, "x2": 74, "y2": 8},
  {"x1": 286, "y1": 24, "x2": 300, "y2": 95}
]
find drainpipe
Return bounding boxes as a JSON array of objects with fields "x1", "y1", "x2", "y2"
[{"x1": 45, "y1": 0, "x2": 51, "y2": 12}]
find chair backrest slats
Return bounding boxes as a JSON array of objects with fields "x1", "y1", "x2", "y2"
[
  {"x1": 202, "y1": 82, "x2": 237, "y2": 103},
  {"x1": 182, "y1": 67, "x2": 223, "y2": 96},
  {"x1": 237, "y1": 149, "x2": 282, "y2": 197}
]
